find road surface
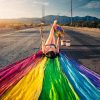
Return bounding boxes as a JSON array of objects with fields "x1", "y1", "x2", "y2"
[
  {"x1": 0, "y1": 28, "x2": 43, "y2": 67},
  {"x1": 62, "y1": 27, "x2": 100, "y2": 74},
  {"x1": 0, "y1": 27, "x2": 100, "y2": 74}
]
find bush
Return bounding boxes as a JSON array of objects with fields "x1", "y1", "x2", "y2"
[{"x1": 65, "y1": 21, "x2": 100, "y2": 28}]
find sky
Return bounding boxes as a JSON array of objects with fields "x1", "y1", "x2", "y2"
[{"x1": 0, "y1": 0, "x2": 100, "y2": 19}]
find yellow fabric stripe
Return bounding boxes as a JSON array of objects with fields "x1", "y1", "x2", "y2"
[{"x1": 1, "y1": 58, "x2": 47, "y2": 100}]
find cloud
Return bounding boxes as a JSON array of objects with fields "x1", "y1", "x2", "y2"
[
  {"x1": 33, "y1": 0, "x2": 49, "y2": 5},
  {"x1": 84, "y1": 1, "x2": 100, "y2": 8}
]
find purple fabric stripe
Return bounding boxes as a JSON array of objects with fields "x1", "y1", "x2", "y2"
[{"x1": 61, "y1": 51, "x2": 100, "y2": 89}]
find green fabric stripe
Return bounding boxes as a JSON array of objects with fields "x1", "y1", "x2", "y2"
[{"x1": 39, "y1": 57, "x2": 79, "y2": 100}]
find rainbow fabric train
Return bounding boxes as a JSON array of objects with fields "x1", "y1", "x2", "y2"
[
  {"x1": 0, "y1": 50, "x2": 100, "y2": 100},
  {"x1": 0, "y1": 20, "x2": 100, "y2": 100}
]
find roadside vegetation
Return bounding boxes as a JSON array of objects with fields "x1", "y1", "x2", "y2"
[
  {"x1": 0, "y1": 22, "x2": 36, "y2": 30},
  {"x1": 0, "y1": 20, "x2": 100, "y2": 32},
  {"x1": 65, "y1": 21, "x2": 100, "y2": 28}
]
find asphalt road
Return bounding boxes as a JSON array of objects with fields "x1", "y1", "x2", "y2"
[
  {"x1": 0, "y1": 27, "x2": 100, "y2": 74},
  {"x1": 62, "y1": 27, "x2": 100, "y2": 74},
  {"x1": 0, "y1": 28, "x2": 43, "y2": 67}
]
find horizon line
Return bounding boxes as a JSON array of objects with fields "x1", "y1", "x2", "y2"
[{"x1": 0, "y1": 15, "x2": 100, "y2": 20}]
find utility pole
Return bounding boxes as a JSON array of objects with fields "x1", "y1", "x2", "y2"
[
  {"x1": 71, "y1": 0, "x2": 73, "y2": 25},
  {"x1": 33, "y1": 1, "x2": 46, "y2": 23},
  {"x1": 33, "y1": 1, "x2": 47, "y2": 48},
  {"x1": 57, "y1": 13, "x2": 60, "y2": 24},
  {"x1": 42, "y1": 4, "x2": 45, "y2": 23},
  {"x1": 40, "y1": 3, "x2": 46, "y2": 49}
]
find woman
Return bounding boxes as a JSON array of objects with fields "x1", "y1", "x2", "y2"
[{"x1": 42, "y1": 20, "x2": 64, "y2": 58}]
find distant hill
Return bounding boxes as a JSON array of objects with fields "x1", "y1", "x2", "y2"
[
  {"x1": 0, "y1": 15, "x2": 100, "y2": 24},
  {"x1": 43, "y1": 15, "x2": 100, "y2": 24}
]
